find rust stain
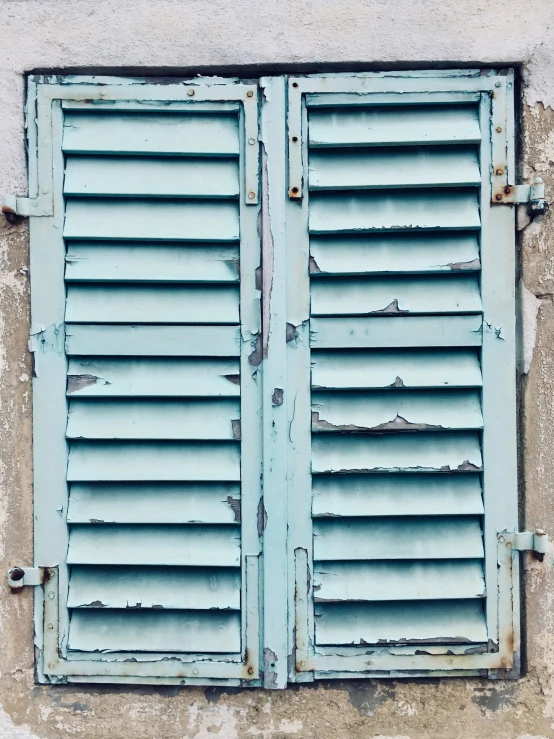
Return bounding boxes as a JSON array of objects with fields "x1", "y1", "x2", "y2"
[{"x1": 226, "y1": 496, "x2": 241, "y2": 523}]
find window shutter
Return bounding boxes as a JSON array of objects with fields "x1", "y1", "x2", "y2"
[
  {"x1": 30, "y1": 80, "x2": 262, "y2": 684},
  {"x1": 286, "y1": 72, "x2": 519, "y2": 679}
]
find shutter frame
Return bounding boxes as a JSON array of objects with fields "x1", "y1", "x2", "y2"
[
  {"x1": 286, "y1": 70, "x2": 519, "y2": 680},
  {"x1": 29, "y1": 77, "x2": 262, "y2": 685}
]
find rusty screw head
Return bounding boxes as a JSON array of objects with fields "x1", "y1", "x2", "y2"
[
  {"x1": 292, "y1": 82, "x2": 299, "y2": 88},
  {"x1": 187, "y1": 89, "x2": 195, "y2": 97},
  {"x1": 496, "y1": 126, "x2": 502, "y2": 133},
  {"x1": 504, "y1": 186, "x2": 512, "y2": 195},
  {"x1": 246, "y1": 91, "x2": 254, "y2": 98},
  {"x1": 247, "y1": 666, "x2": 254, "y2": 675},
  {"x1": 292, "y1": 136, "x2": 298, "y2": 143},
  {"x1": 291, "y1": 186, "x2": 299, "y2": 194},
  {"x1": 495, "y1": 167, "x2": 504, "y2": 176},
  {"x1": 248, "y1": 192, "x2": 256, "y2": 200},
  {"x1": 495, "y1": 193, "x2": 503, "y2": 201},
  {"x1": 10, "y1": 568, "x2": 24, "y2": 582}
]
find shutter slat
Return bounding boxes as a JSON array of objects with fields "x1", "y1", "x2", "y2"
[
  {"x1": 311, "y1": 316, "x2": 482, "y2": 349},
  {"x1": 315, "y1": 600, "x2": 487, "y2": 645},
  {"x1": 312, "y1": 432, "x2": 482, "y2": 473},
  {"x1": 68, "y1": 483, "x2": 241, "y2": 524},
  {"x1": 310, "y1": 234, "x2": 480, "y2": 275},
  {"x1": 68, "y1": 610, "x2": 241, "y2": 653},
  {"x1": 308, "y1": 105, "x2": 481, "y2": 147},
  {"x1": 67, "y1": 399, "x2": 240, "y2": 440},
  {"x1": 65, "y1": 243, "x2": 240, "y2": 283},
  {"x1": 309, "y1": 147, "x2": 480, "y2": 190},
  {"x1": 64, "y1": 200, "x2": 240, "y2": 242},
  {"x1": 312, "y1": 391, "x2": 483, "y2": 432},
  {"x1": 314, "y1": 561, "x2": 486, "y2": 601},
  {"x1": 66, "y1": 325, "x2": 241, "y2": 357},
  {"x1": 66, "y1": 285, "x2": 239, "y2": 324},
  {"x1": 313, "y1": 517, "x2": 484, "y2": 560},
  {"x1": 63, "y1": 112, "x2": 240, "y2": 156},
  {"x1": 68, "y1": 566, "x2": 240, "y2": 609},
  {"x1": 311, "y1": 276, "x2": 482, "y2": 316},
  {"x1": 311, "y1": 350, "x2": 482, "y2": 389},
  {"x1": 67, "y1": 524, "x2": 241, "y2": 566},
  {"x1": 64, "y1": 156, "x2": 240, "y2": 198},
  {"x1": 312, "y1": 474, "x2": 483, "y2": 517},
  {"x1": 67, "y1": 358, "x2": 240, "y2": 397},
  {"x1": 67, "y1": 441, "x2": 241, "y2": 481},
  {"x1": 309, "y1": 191, "x2": 480, "y2": 233}
]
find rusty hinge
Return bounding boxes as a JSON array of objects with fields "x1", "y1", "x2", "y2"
[
  {"x1": 492, "y1": 177, "x2": 548, "y2": 214},
  {"x1": 2, "y1": 194, "x2": 53, "y2": 221},
  {"x1": 7, "y1": 566, "x2": 47, "y2": 589},
  {"x1": 499, "y1": 529, "x2": 549, "y2": 561}
]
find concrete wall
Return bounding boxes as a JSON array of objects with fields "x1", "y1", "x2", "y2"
[{"x1": 1, "y1": 1, "x2": 554, "y2": 736}]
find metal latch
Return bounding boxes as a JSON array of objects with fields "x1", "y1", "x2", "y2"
[
  {"x1": 499, "y1": 530, "x2": 549, "y2": 561},
  {"x1": 493, "y1": 176, "x2": 548, "y2": 215},
  {"x1": 8, "y1": 566, "x2": 46, "y2": 589}
]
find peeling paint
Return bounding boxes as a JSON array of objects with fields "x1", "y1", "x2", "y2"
[{"x1": 521, "y1": 281, "x2": 542, "y2": 374}]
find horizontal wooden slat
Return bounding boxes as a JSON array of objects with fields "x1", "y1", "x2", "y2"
[
  {"x1": 312, "y1": 432, "x2": 482, "y2": 473},
  {"x1": 67, "y1": 399, "x2": 240, "y2": 440},
  {"x1": 68, "y1": 482, "x2": 241, "y2": 524},
  {"x1": 66, "y1": 325, "x2": 241, "y2": 357},
  {"x1": 312, "y1": 390, "x2": 483, "y2": 432},
  {"x1": 309, "y1": 191, "x2": 480, "y2": 233},
  {"x1": 312, "y1": 473, "x2": 483, "y2": 517},
  {"x1": 67, "y1": 441, "x2": 241, "y2": 481},
  {"x1": 64, "y1": 200, "x2": 240, "y2": 242},
  {"x1": 68, "y1": 609, "x2": 240, "y2": 653},
  {"x1": 310, "y1": 233, "x2": 480, "y2": 275},
  {"x1": 310, "y1": 316, "x2": 482, "y2": 349},
  {"x1": 64, "y1": 156, "x2": 240, "y2": 198},
  {"x1": 309, "y1": 147, "x2": 480, "y2": 190},
  {"x1": 313, "y1": 517, "x2": 484, "y2": 560},
  {"x1": 65, "y1": 243, "x2": 239, "y2": 283},
  {"x1": 311, "y1": 350, "x2": 482, "y2": 389},
  {"x1": 66, "y1": 284, "x2": 239, "y2": 324},
  {"x1": 314, "y1": 561, "x2": 486, "y2": 601},
  {"x1": 68, "y1": 566, "x2": 241, "y2": 609},
  {"x1": 308, "y1": 105, "x2": 481, "y2": 148},
  {"x1": 63, "y1": 112, "x2": 239, "y2": 156},
  {"x1": 315, "y1": 600, "x2": 487, "y2": 645},
  {"x1": 310, "y1": 276, "x2": 482, "y2": 316},
  {"x1": 67, "y1": 524, "x2": 241, "y2": 566},
  {"x1": 67, "y1": 358, "x2": 240, "y2": 396}
]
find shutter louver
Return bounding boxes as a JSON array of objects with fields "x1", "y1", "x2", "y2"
[
  {"x1": 62, "y1": 109, "x2": 244, "y2": 655},
  {"x1": 309, "y1": 102, "x2": 487, "y2": 647}
]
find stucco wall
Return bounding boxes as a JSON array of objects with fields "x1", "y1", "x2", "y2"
[{"x1": 2, "y1": 2, "x2": 554, "y2": 737}]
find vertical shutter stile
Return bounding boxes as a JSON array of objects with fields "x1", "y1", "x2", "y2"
[
  {"x1": 31, "y1": 81, "x2": 262, "y2": 684},
  {"x1": 287, "y1": 72, "x2": 518, "y2": 679}
]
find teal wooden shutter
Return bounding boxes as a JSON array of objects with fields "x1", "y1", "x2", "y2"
[
  {"x1": 30, "y1": 79, "x2": 262, "y2": 684},
  {"x1": 286, "y1": 71, "x2": 519, "y2": 679}
]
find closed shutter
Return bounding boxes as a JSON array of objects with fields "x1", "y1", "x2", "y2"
[
  {"x1": 30, "y1": 81, "x2": 261, "y2": 684},
  {"x1": 286, "y1": 72, "x2": 518, "y2": 678}
]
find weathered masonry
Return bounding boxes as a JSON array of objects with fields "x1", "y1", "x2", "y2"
[{"x1": 2, "y1": 70, "x2": 548, "y2": 689}]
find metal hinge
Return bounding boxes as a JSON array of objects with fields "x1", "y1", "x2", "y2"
[
  {"x1": 7, "y1": 566, "x2": 47, "y2": 589},
  {"x1": 492, "y1": 176, "x2": 548, "y2": 214},
  {"x1": 499, "y1": 529, "x2": 549, "y2": 561},
  {"x1": 2, "y1": 194, "x2": 53, "y2": 221}
]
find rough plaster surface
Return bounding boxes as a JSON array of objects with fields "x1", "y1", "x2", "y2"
[{"x1": 2, "y1": 1, "x2": 554, "y2": 737}]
